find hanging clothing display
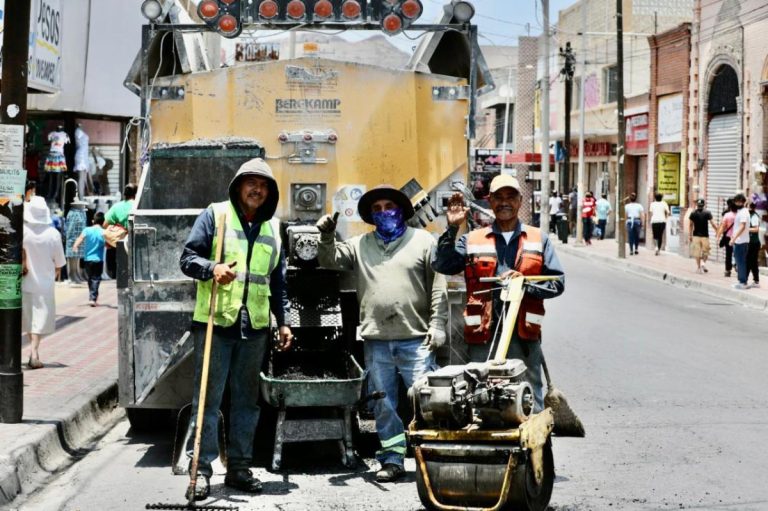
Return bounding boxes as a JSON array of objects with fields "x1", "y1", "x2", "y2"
[{"x1": 44, "y1": 130, "x2": 70, "y2": 173}]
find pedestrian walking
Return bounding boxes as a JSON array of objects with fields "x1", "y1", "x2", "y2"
[
  {"x1": 688, "y1": 198, "x2": 717, "y2": 274},
  {"x1": 179, "y1": 158, "x2": 293, "y2": 500},
  {"x1": 548, "y1": 191, "x2": 562, "y2": 234},
  {"x1": 729, "y1": 193, "x2": 750, "y2": 289},
  {"x1": 317, "y1": 185, "x2": 448, "y2": 483},
  {"x1": 64, "y1": 198, "x2": 88, "y2": 284},
  {"x1": 746, "y1": 201, "x2": 761, "y2": 288},
  {"x1": 596, "y1": 193, "x2": 611, "y2": 240},
  {"x1": 432, "y1": 175, "x2": 565, "y2": 413},
  {"x1": 649, "y1": 193, "x2": 670, "y2": 255},
  {"x1": 715, "y1": 199, "x2": 736, "y2": 277},
  {"x1": 72, "y1": 212, "x2": 106, "y2": 306},
  {"x1": 22, "y1": 196, "x2": 66, "y2": 369},
  {"x1": 625, "y1": 192, "x2": 644, "y2": 255},
  {"x1": 581, "y1": 191, "x2": 596, "y2": 245},
  {"x1": 568, "y1": 187, "x2": 578, "y2": 235}
]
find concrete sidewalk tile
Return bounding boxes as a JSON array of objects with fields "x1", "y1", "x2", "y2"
[
  {"x1": 0, "y1": 281, "x2": 121, "y2": 506},
  {"x1": 554, "y1": 236, "x2": 768, "y2": 310}
]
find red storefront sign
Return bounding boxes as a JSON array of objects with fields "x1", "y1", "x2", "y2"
[
  {"x1": 626, "y1": 113, "x2": 649, "y2": 153},
  {"x1": 569, "y1": 141, "x2": 612, "y2": 157}
]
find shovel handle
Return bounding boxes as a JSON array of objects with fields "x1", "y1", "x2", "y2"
[{"x1": 188, "y1": 213, "x2": 227, "y2": 501}]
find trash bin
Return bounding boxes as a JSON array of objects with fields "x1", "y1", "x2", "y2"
[{"x1": 557, "y1": 215, "x2": 569, "y2": 244}]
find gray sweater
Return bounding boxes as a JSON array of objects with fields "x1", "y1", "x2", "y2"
[{"x1": 318, "y1": 227, "x2": 448, "y2": 340}]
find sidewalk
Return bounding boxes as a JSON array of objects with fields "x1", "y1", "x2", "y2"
[
  {"x1": 0, "y1": 280, "x2": 120, "y2": 506},
  {"x1": 554, "y1": 235, "x2": 768, "y2": 311}
]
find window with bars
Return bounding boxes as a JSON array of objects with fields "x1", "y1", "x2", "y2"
[{"x1": 603, "y1": 65, "x2": 618, "y2": 104}]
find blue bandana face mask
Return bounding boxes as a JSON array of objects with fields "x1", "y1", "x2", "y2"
[{"x1": 372, "y1": 207, "x2": 406, "y2": 243}]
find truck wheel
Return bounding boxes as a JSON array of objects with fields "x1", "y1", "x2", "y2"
[
  {"x1": 505, "y1": 439, "x2": 554, "y2": 511},
  {"x1": 415, "y1": 461, "x2": 437, "y2": 511}
]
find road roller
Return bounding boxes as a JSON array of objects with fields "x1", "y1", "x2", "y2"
[{"x1": 408, "y1": 276, "x2": 557, "y2": 511}]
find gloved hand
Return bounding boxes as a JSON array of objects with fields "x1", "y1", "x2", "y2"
[
  {"x1": 316, "y1": 211, "x2": 339, "y2": 234},
  {"x1": 423, "y1": 326, "x2": 447, "y2": 352}
]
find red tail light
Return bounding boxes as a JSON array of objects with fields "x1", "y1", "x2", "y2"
[
  {"x1": 286, "y1": 0, "x2": 306, "y2": 19},
  {"x1": 341, "y1": 0, "x2": 361, "y2": 19},
  {"x1": 401, "y1": 0, "x2": 421, "y2": 19},
  {"x1": 218, "y1": 14, "x2": 238, "y2": 34},
  {"x1": 198, "y1": 0, "x2": 219, "y2": 20},
  {"x1": 314, "y1": 0, "x2": 333, "y2": 18},
  {"x1": 382, "y1": 13, "x2": 402, "y2": 33},
  {"x1": 220, "y1": 0, "x2": 237, "y2": 4},
  {"x1": 259, "y1": 0, "x2": 278, "y2": 19}
]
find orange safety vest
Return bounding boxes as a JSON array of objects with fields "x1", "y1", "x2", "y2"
[{"x1": 463, "y1": 225, "x2": 545, "y2": 344}]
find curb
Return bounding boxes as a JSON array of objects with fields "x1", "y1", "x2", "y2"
[
  {"x1": 0, "y1": 381, "x2": 123, "y2": 507},
  {"x1": 556, "y1": 242, "x2": 768, "y2": 312}
]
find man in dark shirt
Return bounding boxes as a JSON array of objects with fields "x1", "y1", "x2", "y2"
[
  {"x1": 179, "y1": 158, "x2": 292, "y2": 499},
  {"x1": 688, "y1": 198, "x2": 718, "y2": 274}
]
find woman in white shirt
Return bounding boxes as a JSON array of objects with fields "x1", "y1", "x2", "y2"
[{"x1": 649, "y1": 193, "x2": 670, "y2": 255}]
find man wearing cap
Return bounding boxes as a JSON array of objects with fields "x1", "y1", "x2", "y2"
[
  {"x1": 432, "y1": 174, "x2": 564, "y2": 412},
  {"x1": 316, "y1": 185, "x2": 448, "y2": 483},
  {"x1": 179, "y1": 158, "x2": 293, "y2": 499},
  {"x1": 688, "y1": 198, "x2": 717, "y2": 274}
]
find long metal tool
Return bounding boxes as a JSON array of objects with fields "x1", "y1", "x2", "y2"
[{"x1": 147, "y1": 214, "x2": 237, "y2": 511}]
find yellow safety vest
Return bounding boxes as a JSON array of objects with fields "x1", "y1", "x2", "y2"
[{"x1": 192, "y1": 201, "x2": 281, "y2": 329}]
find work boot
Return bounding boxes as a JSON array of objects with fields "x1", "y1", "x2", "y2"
[
  {"x1": 224, "y1": 469, "x2": 263, "y2": 493},
  {"x1": 185, "y1": 474, "x2": 210, "y2": 501},
  {"x1": 375, "y1": 463, "x2": 405, "y2": 482}
]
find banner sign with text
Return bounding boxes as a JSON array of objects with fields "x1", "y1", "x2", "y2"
[
  {"x1": 0, "y1": 0, "x2": 63, "y2": 92},
  {"x1": 656, "y1": 152, "x2": 681, "y2": 205}
]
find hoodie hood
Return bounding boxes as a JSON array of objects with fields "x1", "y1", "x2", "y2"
[{"x1": 228, "y1": 158, "x2": 279, "y2": 222}]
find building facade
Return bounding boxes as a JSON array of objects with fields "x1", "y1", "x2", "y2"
[{"x1": 688, "y1": 0, "x2": 768, "y2": 263}]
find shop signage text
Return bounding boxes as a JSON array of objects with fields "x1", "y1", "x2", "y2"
[
  {"x1": 626, "y1": 114, "x2": 649, "y2": 153},
  {"x1": 656, "y1": 152, "x2": 681, "y2": 205},
  {"x1": 569, "y1": 141, "x2": 612, "y2": 157}
]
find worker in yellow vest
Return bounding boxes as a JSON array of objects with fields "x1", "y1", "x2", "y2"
[
  {"x1": 180, "y1": 158, "x2": 292, "y2": 500},
  {"x1": 432, "y1": 174, "x2": 565, "y2": 411}
]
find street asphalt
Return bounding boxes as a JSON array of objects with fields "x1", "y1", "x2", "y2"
[{"x1": 10, "y1": 251, "x2": 768, "y2": 511}]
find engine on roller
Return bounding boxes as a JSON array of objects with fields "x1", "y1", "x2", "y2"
[{"x1": 411, "y1": 359, "x2": 534, "y2": 429}]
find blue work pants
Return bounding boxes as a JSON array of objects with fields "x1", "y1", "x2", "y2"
[
  {"x1": 187, "y1": 324, "x2": 268, "y2": 476},
  {"x1": 364, "y1": 338, "x2": 435, "y2": 468}
]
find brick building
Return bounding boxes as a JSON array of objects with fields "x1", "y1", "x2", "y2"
[
  {"x1": 688, "y1": 0, "x2": 768, "y2": 263},
  {"x1": 647, "y1": 23, "x2": 692, "y2": 254}
]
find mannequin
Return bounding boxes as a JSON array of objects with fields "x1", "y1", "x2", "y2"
[
  {"x1": 44, "y1": 125, "x2": 70, "y2": 202},
  {"x1": 65, "y1": 197, "x2": 88, "y2": 284},
  {"x1": 74, "y1": 124, "x2": 94, "y2": 199}
]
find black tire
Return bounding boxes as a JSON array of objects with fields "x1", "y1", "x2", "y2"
[{"x1": 505, "y1": 439, "x2": 555, "y2": 511}]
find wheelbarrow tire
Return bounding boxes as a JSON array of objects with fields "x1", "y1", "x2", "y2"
[{"x1": 505, "y1": 438, "x2": 554, "y2": 511}]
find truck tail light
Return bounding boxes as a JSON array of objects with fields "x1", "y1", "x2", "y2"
[
  {"x1": 341, "y1": 0, "x2": 361, "y2": 19},
  {"x1": 401, "y1": 0, "x2": 421, "y2": 19},
  {"x1": 314, "y1": 0, "x2": 333, "y2": 18},
  {"x1": 198, "y1": 0, "x2": 219, "y2": 20},
  {"x1": 218, "y1": 14, "x2": 239, "y2": 35},
  {"x1": 259, "y1": 0, "x2": 278, "y2": 19},
  {"x1": 382, "y1": 13, "x2": 402, "y2": 34},
  {"x1": 286, "y1": 0, "x2": 306, "y2": 19}
]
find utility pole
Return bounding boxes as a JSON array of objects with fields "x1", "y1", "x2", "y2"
[
  {"x1": 0, "y1": 0, "x2": 32, "y2": 424},
  {"x1": 540, "y1": 0, "x2": 551, "y2": 235},
  {"x1": 500, "y1": 65, "x2": 513, "y2": 176},
  {"x1": 560, "y1": 42, "x2": 575, "y2": 196},
  {"x1": 616, "y1": 0, "x2": 626, "y2": 258},
  {"x1": 575, "y1": 4, "x2": 587, "y2": 246}
]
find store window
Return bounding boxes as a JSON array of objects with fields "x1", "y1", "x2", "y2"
[{"x1": 603, "y1": 65, "x2": 618, "y2": 104}]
